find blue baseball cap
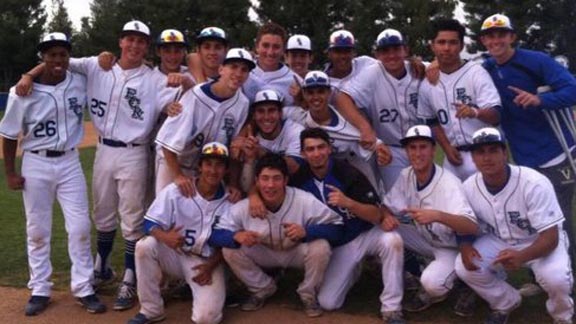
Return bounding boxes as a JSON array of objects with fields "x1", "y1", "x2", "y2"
[{"x1": 302, "y1": 71, "x2": 330, "y2": 89}]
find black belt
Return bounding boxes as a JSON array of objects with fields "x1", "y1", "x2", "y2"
[
  {"x1": 30, "y1": 148, "x2": 74, "y2": 157},
  {"x1": 99, "y1": 137, "x2": 141, "y2": 148},
  {"x1": 456, "y1": 145, "x2": 473, "y2": 152}
]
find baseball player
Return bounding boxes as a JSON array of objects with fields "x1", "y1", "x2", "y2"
[
  {"x1": 155, "y1": 48, "x2": 254, "y2": 199},
  {"x1": 128, "y1": 142, "x2": 232, "y2": 324},
  {"x1": 381, "y1": 125, "x2": 478, "y2": 313},
  {"x1": 337, "y1": 28, "x2": 422, "y2": 192},
  {"x1": 418, "y1": 19, "x2": 501, "y2": 181},
  {"x1": 209, "y1": 153, "x2": 343, "y2": 317},
  {"x1": 478, "y1": 14, "x2": 576, "y2": 265},
  {"x1": 290, "y1": 128, "x2": 405, "y2": 324},
  {"x1": 0, "y1": 33, "x2": 106, "y2": 315},
  {"x1": 186, "y1": 27, "x2": 228, "y2": 83},
  {"x1": 285, "y1": 34, "x2": 313, "y2": 78},
  {"x1": 454, "y1": 127, "x2": 574, "y2": 324},
  {"x1": 242, "y1": 22, "x2": 302, "y2": 104}
]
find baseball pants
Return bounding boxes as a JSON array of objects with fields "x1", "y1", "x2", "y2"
[
  {"x1": 154, "y1": 152, "x2": 196, "y2": 195},
  {"x1": 443, "y1": 151, "x2": 477, "y2": 182},
  {"x1": 378, "y1": 146, "x2": 409, "y2": 193}
]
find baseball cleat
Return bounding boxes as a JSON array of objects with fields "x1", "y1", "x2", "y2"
[
  {"x1": 302, "y1": 298, "x2": 323, "y2": 317},
  {"x1": 76, "y1": 294, "x2": 107, "y2": 313},
  {"x1": 127, "y1": 312, "x2": 166, "y2": 324},
  {"x1": 518, "y1": 282, "x2": 543, "y2": 297},
  {"x1": 114, "y1": 281, "x2": 137, "y2": 311},
  {"x1": 484, "y1": 300, "x2": 520, "y2": 324},
  {"x1": 381, "y1": 310, "x2": 406, "y2": 324},
  {"x1": 93, "y1": 268, "x2": 116, "y2": 288},
  {"x1": 404, "y1": 290, "x2": 447, "y2": 313},
  {"x1": 24, "y1": 295, "x2": 50, "y2": 316},
  {"x1": 453, "y1": 285, "x2": 477, "y2": 317}
]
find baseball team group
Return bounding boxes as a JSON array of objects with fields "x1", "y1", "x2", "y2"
[{"x1": 1, "y1": 10, "x2": 575, "y2": 324}]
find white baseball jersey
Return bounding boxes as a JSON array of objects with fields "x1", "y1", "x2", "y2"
[
  {"x1": 463, "y1": 165, "x2": 565, "y2": 244},
  {"x1": 257, "y1": 119, "x2": 304, "y2": 158},
  {"x1": 69, "y1": 57, "x2": 162, "y2": 144},
  {"x1": 0, "y1": 71, "x2": 85, "y2": 151},
  {"x1": 215, "y1": 187, "x2": 341, "y2": 251},
  {"x1": 341, "y1": 61, "x2": 421, "y2": 146},
  {"x1": 417, "y1": 61, "x2": 501, "y2": 147},
  {"x1": 384, "y1": 164, "x2": 477, "y2": 248},
  {"x1": 244, "y1": 63, "x2": 302, "y2": 105},
  {"x1": 145, "y1": 183, "x2": 231, "y2": 257},
  {"x1": 150, "y1": 66, "x2": 195, "y2": 115},
  {"x1": 282, "y1": 105, "x2": 307, "y2": 125},
  {"x1": 155, "y1": 83, "x2": 249, "y2": 168},
  {"x1": 325, "y1": 55, "x2": 377, "y2": 91}
]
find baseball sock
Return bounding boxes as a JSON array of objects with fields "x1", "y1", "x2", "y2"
[
  {"x1": 123, "y1": 239, "x2": 137, "y2": 284},
  {"x1": 95, "y1": 230, "x2": 116, "y2": 273}
]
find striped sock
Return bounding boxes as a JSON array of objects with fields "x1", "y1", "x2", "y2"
[{"x1": 96, "y1": 230, "x2": 116, "y2": 273}]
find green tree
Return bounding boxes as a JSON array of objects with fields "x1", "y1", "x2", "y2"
[
  {"x1": 47, "y1": 0, "x2": 73, "y2": 37},
  {"x1": 0, "y1": 0, "x2": 46, "y2": 91}
]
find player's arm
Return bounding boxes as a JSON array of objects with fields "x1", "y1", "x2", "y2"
[
  {"x1": 162, "y1": 147, "x2": 195, "y2": 197},
  {"x1": 535, "y1": 55, "x2": 576, "y2": 109},
  {"x1": 380, "y1": 205, "x2": 401, "y2": 231},
  {"x1": 192, "y1": 248, "x2": 223, "y2": 286},
  {"x1": 495, "y1": 226, "x2": 559, "y2": 270},
  {"x1": 454, "y1": 103, "x2": 500, "y2": 125},
  {"x1": 430, "y1": 123, "x2": 462, "y2": 166},
  {"x1": 187, "y1": 52, "x2": 207, "y2": 84},
  {"x1": 325, "y1": 183, "x2": 380, "y2": 224},
  {"x1": 16, "y1": 63, "x2": 45, "y2": 96},
  {"x1": 2, "y1": 138, "x2": 25, "y2": 190},
  {"x1": 145, "y1": 218, "x2": 185, "y2": 250},
  {"x1": 404, "y1": 207, "x2": 478, "y2": 235},
  {"x1": 334, "y1": 91, "x2": 376, "y2": 149}
]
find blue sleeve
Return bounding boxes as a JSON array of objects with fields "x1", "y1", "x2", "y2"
[
  {"x1": 208, "y1": 229, "x2": 241, "y2": 249},
  {"x1": 303, "y1": 224, "x2": 344, "y2": 245},
  {"x1": 144, "y1": 219, "x2": 162, "y2": 235},
  {"x1": 537, "y1": 53, "x2": 576, "y2": 110}
]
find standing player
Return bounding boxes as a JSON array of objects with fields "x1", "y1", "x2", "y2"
[
  {"x1": 381, "y1": 125, "x2": 478, "y2": 313},
  {"x1": 285, "y1": 34, "x2": 313, "y2": 78},
  {"x1": 478, "y1": 14, "x2": 576, "y2": 263},
  {"x1": 128, "y1": 142, "x2": 232, "y2": 324},
  {"x1": 337, "y1": 28, "x2": 422, "y2": 192},
  {"x1": 291, "y1": 128, "x2": 405, "y2": 324},
  {"x1": 418, "y1": 19, "x2": 501, "y2": 181},
  {"x1": 209, "y1": 153, "x2": 343, "y2": 317},
  {"x1": 155, "y1": 48, "x2": 254, "y2": 198},
  {"x1": 455, "y1": 127, "x2": 573, "y2": 324},
  {"x1": 187, "y1": 27, "x2": 228, "y2": 83},
  {"x1": 0, "y1": 33, "x2": 105, "y2": 315}
]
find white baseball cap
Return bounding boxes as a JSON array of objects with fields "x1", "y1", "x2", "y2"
[
  {"x1": 375, "y1": 29, "x2": 405, "y2": 49},
  {"x1": 223, "y1": 48, "x2": 256, "y2": 70},
  {"x1": 400, "y1": 125, "x2": 435, "y2": 146},
  {"x1": 328, "y1": 30, "x2": 355, "y2": 49},
  {"x1": 287, "y1": 34, "x2": 312, "y2": 51},
  {"x1": 471, "y1": 127, "x2": 506, "y2": 149},
  {"x1": 197, "y1": 27, "x2": 227, "y2": 44},
  {"x1": 121, "y1": 20, "x2": 150, "y2": 37},
  {"x1": 37, "y1": 32, "x2": 71, "y2": 52},
  {"x1": 480, "y1": 14, "x2": 514, "y2": 34},
  {"x1": 302, "y1": 70, "x2": 330, "y2": 89},
  {"x1": 157, "y1": 29, "x2": 187, "y2": 46},
  {"x1": 253, "y1": 89, "x2": 284, "y2": 106}
]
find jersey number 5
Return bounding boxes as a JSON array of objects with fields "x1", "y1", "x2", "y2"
[
  {"x1": 184, "y1": 229, "x2": 197, "y2": 247},
  {"x1": 90, "y1": 99, "x2": 107, "y2": 117},
  {"x1": 33, "y1": 121, "x2": 56, "y2": 137},
  {"x1": 379, "y1": 108, "x2": 399, "y2": 123}
]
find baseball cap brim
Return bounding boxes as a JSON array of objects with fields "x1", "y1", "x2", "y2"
[
  {"x1": 223, "y1": 57, "x2": 256, "y2": 70},
  {"x1": 400, "y1": 136, "x2": 435, "y2": 147},
  {"x1": 37, "y1": 40, "x2": 71, "y2": 52}
]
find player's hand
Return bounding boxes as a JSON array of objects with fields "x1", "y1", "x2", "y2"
[
  {"x1": 493, "y1": 248, "x2": 525, "y2": 271},
  {"x1": 97, "y1": 51, "x2": 116, "y2": 70},
  {"x1": 242, "y1": 135, "x2": 260, "y2": 162},
  {"x1": 404, "y1": 207, "x2": 440, "y2": 225},
  {"x1": 325, "y1": 184, "x2": 352, "y2": 209},
  {"x1": 161, "y1": 225, "x2": 185, "y2": 250},
  {"x1": 407, "y1": 56, "x2": 426, "y2": 80},
  {"x1": 283, "y1": 223, "x2": 306, "y2": 242},
  {"x1": 380, "y1": 214, "x2": 400, "y2": 231},
  {"x1": 6, "y1": 173, "x2": 25, "y2": 190},
  {"x1": 166, "y1": 73, "x2": 193, "y2": 90},
  {"x1": 192, "y1": 263, "x2": 214, "y2": 286},
  {"x1": 460, "y1": 243, "x2": 481, "y2": 271},
  {"x1": 375, "y1": 143, "x2": 392, "y2": 165},
  {"x1": 248, "y1": 191, "x2": 267, "y2": 219},
  {"x1": 454, "y1": 102, "x2": 478, "y2": 119},
  {"x1": 230, "y1": 136, "x2": 246, "y2": 161},
  {"x1": 425, "y1": 59, "x2": 440, "y2": 85},
  {"x1": 16, "y1": 74, "x2": 34, "y2": 96},
  {"x1": 226, "y1": 186, "x2": 243, "y2": 203},
  {"x1": 234, "y1": 231, "x2": 261, "y2": 247},
  {"x1": 508, "y1": 86, "x2": 541, "y2": 108},
  {"x1": 175, "y1": 174, "x2": 196, "y2": 198},
  {"x1": 360, "y1": 128, "x2": 377, "y2": 150},
  {"x1": 164, "y1": 102, "x2": 183, "y2": 117},
  {"x1": 445, "y1": 145, "x2": 463, "y2": 166}
]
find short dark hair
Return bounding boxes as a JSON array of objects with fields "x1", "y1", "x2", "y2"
[
  {"x1": 255, "y1": 152, "x2": 289, "y2": 177},
  {"x1": 430, "y1": 18, "x2": 465, "y2": 45},
  {"x1": 256, "y1": 22, "x2": 287, "y2": 45},
  {"x1": 299, "y1": 127, "x2": 331, "y2": 150}
]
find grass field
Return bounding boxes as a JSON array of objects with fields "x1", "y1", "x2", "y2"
[{"x1": 0, "y1": 146, "x2": 571, "y2": 323}]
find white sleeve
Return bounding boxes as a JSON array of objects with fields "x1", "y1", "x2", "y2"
[
  {"x1": 438, "y1": 176, "x2": 477, "y2": 223},
  {"x1": 145, "y1": 185, "x2": 176, "y2": 230},
  {"x1": 341, "y1": 64, "x2": 378, "y2": 109},
  {"x1": 283, "y1": 121, "x2": 304, "y2": 158},
  {"x1": 68, "y1": 57, "x2": 97, "y2": 76},
  {"x1": 0, "y1": 89, "x2": 24, "y2": 140},
  {"x1": 282, "y1": 106, "x2": 307, "y2": 125},
  {"x1": 155, "y1": 92, "x2": 200, "y2": 154},
  {"x1": 383, "y1": 172, "x2": 408, "y2": 216},
  {"x1": 473, "y1": 66, "x2": 502, "y2": 109},
  {"x1": 214, "y1": 202, "x2": 245, "y2": 231},
  {"x1": 417, "y1": 82, "x2": 436, "y2": 120},
  {"x1": 525, "y1": 177, "x2": 565, "y2": 232},
  {"x1": 242, "y1": 74, "x2": 265, "y2": 103}
]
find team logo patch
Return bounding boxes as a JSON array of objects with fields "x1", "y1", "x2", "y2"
[
  {"x1": 68, "y1": 97, "x2": 83, "y2": 121},
  {"x1": 508, "y1": 211, "x2": 536, "y2": 234},
  {"x1": 125, "y1": 87, "x2": 144, "y2": 120},
  {"x1": 409, "y1": 93, "x2": 418, "y2": 109},
  {"x1": 221, "y1": 114, "x2": 236, "y2": 145},
  {"x1": 456, "y1": 88, "x2": 472, "y2": 105}
]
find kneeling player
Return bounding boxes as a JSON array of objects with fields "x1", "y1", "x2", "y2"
[{"x1": 128, "y1": 142, "x2": 232, "y2": 324}]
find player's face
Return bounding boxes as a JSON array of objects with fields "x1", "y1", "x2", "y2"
[
  {"x1": 405, "y1": 139, "x2": 435, "y2": 173},
  {"x1": 430, "y1": 31, "x2": 463, "y2": 67},
  {"x1": 471, "y1": 144, "x2": 508, "y2": 178},
  {"x1": 256, "y1": 34, "x2": 285, "y2": 71},
  {"x1": 285, "y1": 50, "x2": 312, "y2": 77},
  {"x1": 302, "y1": 137, "x2": 332, "y2": 170},
  {"x1": 480, "y1": 30, "x2": 516, "y2": 61},
  {"x1": 303, "y1": 87, "x2": 330, "y2": 112},
  {"x1": 157, "y1": 44, "x2": 186, "y2": 73},
  {"x1": 218, "y1": 61, "x2": 251, "y2": 91},
  {"x1": 256, "y1": 167, "x2": 288, "y2": 208},
  {"x1": 253, "y1": 103, "x2": 282, "y2": 137},
  {"x1": 42, "y1": 46, "x2": 70, "y2": 80},
  {"x1": 198, "y1": 40, "x2": 227, "y2": 70},
  {"x1": 375, "y1": 46, "x2": 407, "y2": 74},
  {"x1": 198, "y1": 157, "x2": 227, "y2": 187},
  {"x1": 328, "y1": 48, "x2": 354, "y2": 73},
  {"x1": 119, "y1": 33, "x2": 149, "y2": 65}
]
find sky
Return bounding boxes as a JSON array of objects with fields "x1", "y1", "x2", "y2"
[{"x1": 42, "y1": 0, "x2": 92, "y2": 30}]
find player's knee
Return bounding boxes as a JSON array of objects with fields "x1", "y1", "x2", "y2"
[
  {"x1": 539, "y1": 274, "x2": 572, "y2": 295},
  {"x1": 222, "y1": 247, "x2": 243, "y2": 265},
  {"x1": 318, "y1": 292, "x2": 341, "y2": 311},
  {"x1": 192, "y1": 309, "x2": 222, "y2": 324},
  {"x1": 454, "y1": 255, "x2": 469, "y2": 279},
  {"x1": 135, "y1": 236, "x2": 158, "y2": 259},
  {"x1": 27, "y1": 225, "x2": 50, "y2": 246},
  {"x1": 420, "y1": 272, "x2": 451, "y2": 298},
  {"x1": 306, "y1": 239, "x2": 331, "y2": 260},
  {"x1": 377, "y1": 231, "x2": 403, "y2": 255}
]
